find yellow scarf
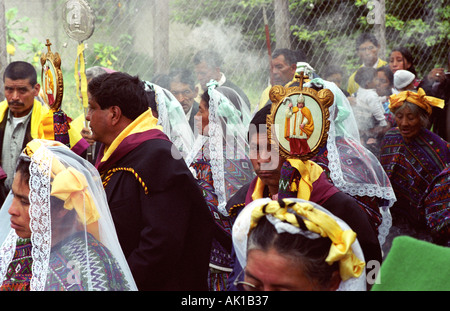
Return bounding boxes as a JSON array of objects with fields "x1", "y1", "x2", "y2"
[
  {"x1": 252, "y1": 159, "x2": 323, "y2": 201},
  {"x1": 100, "y1": 108, "x2": 162, "y2": 163},
  {"x1": 389, "y1": 88, "x2": 444, "y2": 115},
  {"x1": 0, "y1": 99, "x2": 49, "y2": 138}
]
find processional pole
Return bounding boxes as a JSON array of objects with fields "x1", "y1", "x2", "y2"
[
  {"x1": 62, "y1": 0, "x2": 95, "y2": 161},
  {"x1": 263, "y1": 6, "x2": 274, "y2": 86}
]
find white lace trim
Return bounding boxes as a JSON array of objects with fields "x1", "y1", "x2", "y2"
[
  {"x1": 0, "y1": 230, "x2": 19, "y2": 284},
  {"x1": 326, "y1": 95, "x2": 395, "y2": 246},
  {"x1": 146, "y1": 81, "x2": 194, "y2": 161},
  {"x1": 28, "y1": 146, "x2": 52, "y2": 291},
  {"x1": 207, "y1": 89, "x2": 228, "y2": 216}
]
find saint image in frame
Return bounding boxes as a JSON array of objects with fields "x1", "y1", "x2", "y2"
[{"x1": 267, "y1": 72, "x2": 334, "y2": 161}]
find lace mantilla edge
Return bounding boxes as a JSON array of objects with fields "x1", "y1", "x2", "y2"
[
  {"x1": 326, "y1": 121, "x2": 394, "y2": 246},
  {"x1": 29, "y1": 146, "x2": 52, "y2": 291}
]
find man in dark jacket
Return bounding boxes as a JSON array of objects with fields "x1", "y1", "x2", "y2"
[{"x1": 86, "y1": 71, "x2": 213, "y2": 290}]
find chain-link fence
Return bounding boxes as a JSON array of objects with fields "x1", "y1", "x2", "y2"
[{"x1": 4, "y1": 0, "x2": 449, "y2": 119}]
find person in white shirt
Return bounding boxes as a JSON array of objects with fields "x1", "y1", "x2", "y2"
[{"x1": 353, "y1": 67, "x2": 388, "y2": 156}]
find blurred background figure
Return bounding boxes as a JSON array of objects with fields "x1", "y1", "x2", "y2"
[
  {"x1": 347, "y1": 33, "x2": 387, "y2": 95},
  {"x1": 193, "y1": 49, "x2": 251, "y2": 111},
  {"x1": 168, "y1": 68, "x2": 199, "y2": 132}
]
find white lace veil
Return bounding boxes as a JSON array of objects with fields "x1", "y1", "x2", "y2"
[
  {"x1": 143, "y1": 80, "x2": 194, "y2": 161},
  {"x1": 185, "y1": 80, "x2": 254, "y2": 216},
  {"x1": 304, "y1": 77, "x2": 396, "y2": 246},
  {"x1": 0, "y1": 139, "x2": 137, "y2": 291},
  {"x1": 232, "y1": 197, "x2": 367, "y2": 291}
]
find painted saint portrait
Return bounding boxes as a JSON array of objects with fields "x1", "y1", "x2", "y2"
[{"x1": 267, "y1": 75, "x2": 333, "y2": 161}]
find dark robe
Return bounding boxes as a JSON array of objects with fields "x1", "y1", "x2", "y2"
[{"x1": 96, "y1": 129, "x2": 214, "y2": 291}]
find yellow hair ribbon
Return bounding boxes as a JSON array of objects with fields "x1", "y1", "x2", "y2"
[
  {"x1": 24, "y1": 140, "x2": 100, "y2": 228},
  {"x1": 389, "y1": 88, "x2": 444, "y2": 115},
  {"x1": 250, "y1": 199, "x2": 365, "y2": 281},
  {"x1": 50, "y1": 167, "x2": 100, "y2": 225},
  {"x1": 287, "y1": 159, "x2": 323, "y2": 201}
]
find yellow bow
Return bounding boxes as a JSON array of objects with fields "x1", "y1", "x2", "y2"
[
  {"x1": 50, "y1": 167, "x2": 100, "y2": 225},
  {"x1": 24, "y1": 140, "x2": 100, "y2": 226},
  {"x1": 250, "y1": 200, "x2": 365, "y2": 281},
  {"x1": 389, "y1": 88, "x2": 444, "y2": 115}
]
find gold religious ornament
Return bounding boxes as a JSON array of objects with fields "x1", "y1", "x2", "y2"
[
  {"x1": 40, "y1": 39, "x2": 64, "y2": 110},
  {"x1": 267, "y1": 71, "x2": 334, "y2": 161}
]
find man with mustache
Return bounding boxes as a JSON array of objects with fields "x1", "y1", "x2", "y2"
[
  {"x1": 0, "y1": 61, "x2": 43, "y2": 205},
  {"x1": 168, "y1": 68, "x2": 199, "y2": 132},
  {"x1": 0, "y1": 61, "x2": 88, "y2": 205}
]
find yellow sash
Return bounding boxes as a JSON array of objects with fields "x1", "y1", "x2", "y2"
[
  {"x1": 252, "y1": 159, "x2": 323, "y2": 201},
  {"x1": 100, "y1": 108, "x2": 162, "y2": 163}
]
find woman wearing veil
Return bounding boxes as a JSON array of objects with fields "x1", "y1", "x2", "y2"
[
  {"x1": 0, "y1": 139, "x2": 137, "y2": 291},
  {"x1": 303, "y1": 76, "x2": 396, "y2": 248},
  {"x1": 232, "y1": 198, "x2": 367, "y2": 291},
  {"x1": 143, "y1": 80, "x2": 194, "y2": 161},
  {"x1": 185, "y1": 81, "x2": 254, "y2": 291}
]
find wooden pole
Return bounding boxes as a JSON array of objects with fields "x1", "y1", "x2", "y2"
[
  {"x1": 153, "y1": 0, "x2": 170, "y2": 75},
  {"x1": 273, "y1": 0, "x2": 291, "y2": 49}
]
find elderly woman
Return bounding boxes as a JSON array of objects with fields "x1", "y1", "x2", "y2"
[
  {"x1": 380, "y1": 88, "x2": 449, "y2": 245},
  {"x1": 232, "y1": 198, "x2": 367, "y2": 291}
]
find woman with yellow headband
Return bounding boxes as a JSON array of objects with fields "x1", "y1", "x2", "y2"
[
  {"x1": 0, "y1": 139, "x2": 137, "y2": 291},
  {"x1": 380, "y1": 88, "x2": 449, "y2": 248},
  {"x1": 232, "y1": 198, "x2": 367, "y2": 291}
]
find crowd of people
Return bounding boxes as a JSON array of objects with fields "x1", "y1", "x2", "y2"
[{"x1": 0, "y1": 32, "x2": 448, "y2": 292}]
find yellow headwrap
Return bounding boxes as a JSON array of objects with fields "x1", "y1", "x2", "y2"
[
  {"x1": 249, "y1": 199, "x2": 365, "y2": 281},
  {"x1": 23, "y1": 140, "x2": 100, "y2": 227},
  {"x1": 388, "y1": 88, "x2": 444, "y2": 115}
]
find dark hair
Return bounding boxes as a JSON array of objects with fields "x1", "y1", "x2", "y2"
[
  {"x1": 354, "y1": 67, "x2": 376, "y2": 88},
  {"x1": 3, "y1": 61, "x2": 38, "y2": 86},
  {"x1": 322, "y1": 65, "x2": 345, "y2": 80},
  {"x1": 146, "y1": 89, "x2": 158, "y2": 118},
  {"x1": 272, "y1": 49, "x2": 297, "y2": 66},
  {"x1": 169, "y1": 68, "x2": 196, "y2": 90},
  {"x1": 15, "y1": 158, "x2": 31, "y2": 184},
  {"x1": 200, "y1": 90, "x2": 210, "y2": 108},
  {"x1": 88, "y1": 72, "x2": 151, "y2": 120},
  {"x1": 192, "y1": 49, "x2": 223, "y2": 69},
  {"x1": 376, "y1": 65, "x2": 394, "y2": 86},
  {"x1": 247, "y1": 104, "x2": 271, "y2": 142},
  {"x1": 356, "y1": 33, "x2": 379, "y2": 50},
  {"x1": 390, "y1": 47, "x2": 417, "y2": 76},
  {"x1": 247, "y1": 214, "x2": 339, "y2": 290}
]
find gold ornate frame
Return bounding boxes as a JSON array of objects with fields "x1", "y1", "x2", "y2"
[
  {"x1": 40, "y1": 39, "x2": 64, "y2": 110},
  {"x1": 267, "y1": 72, "x2": 334, "y2": 161}
]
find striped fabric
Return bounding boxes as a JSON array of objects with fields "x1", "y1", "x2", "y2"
[{"x1": 381, "y1": 127, "x2": 450, "y2": 223}]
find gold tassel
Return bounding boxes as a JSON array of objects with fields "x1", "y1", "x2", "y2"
[{"x1": 290, "y1": 180, "x2": 298, "y2": 192}]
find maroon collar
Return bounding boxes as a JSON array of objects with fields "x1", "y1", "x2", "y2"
[{"x1": 96, "y1": 129, "x2": 169, "y2": 172}]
